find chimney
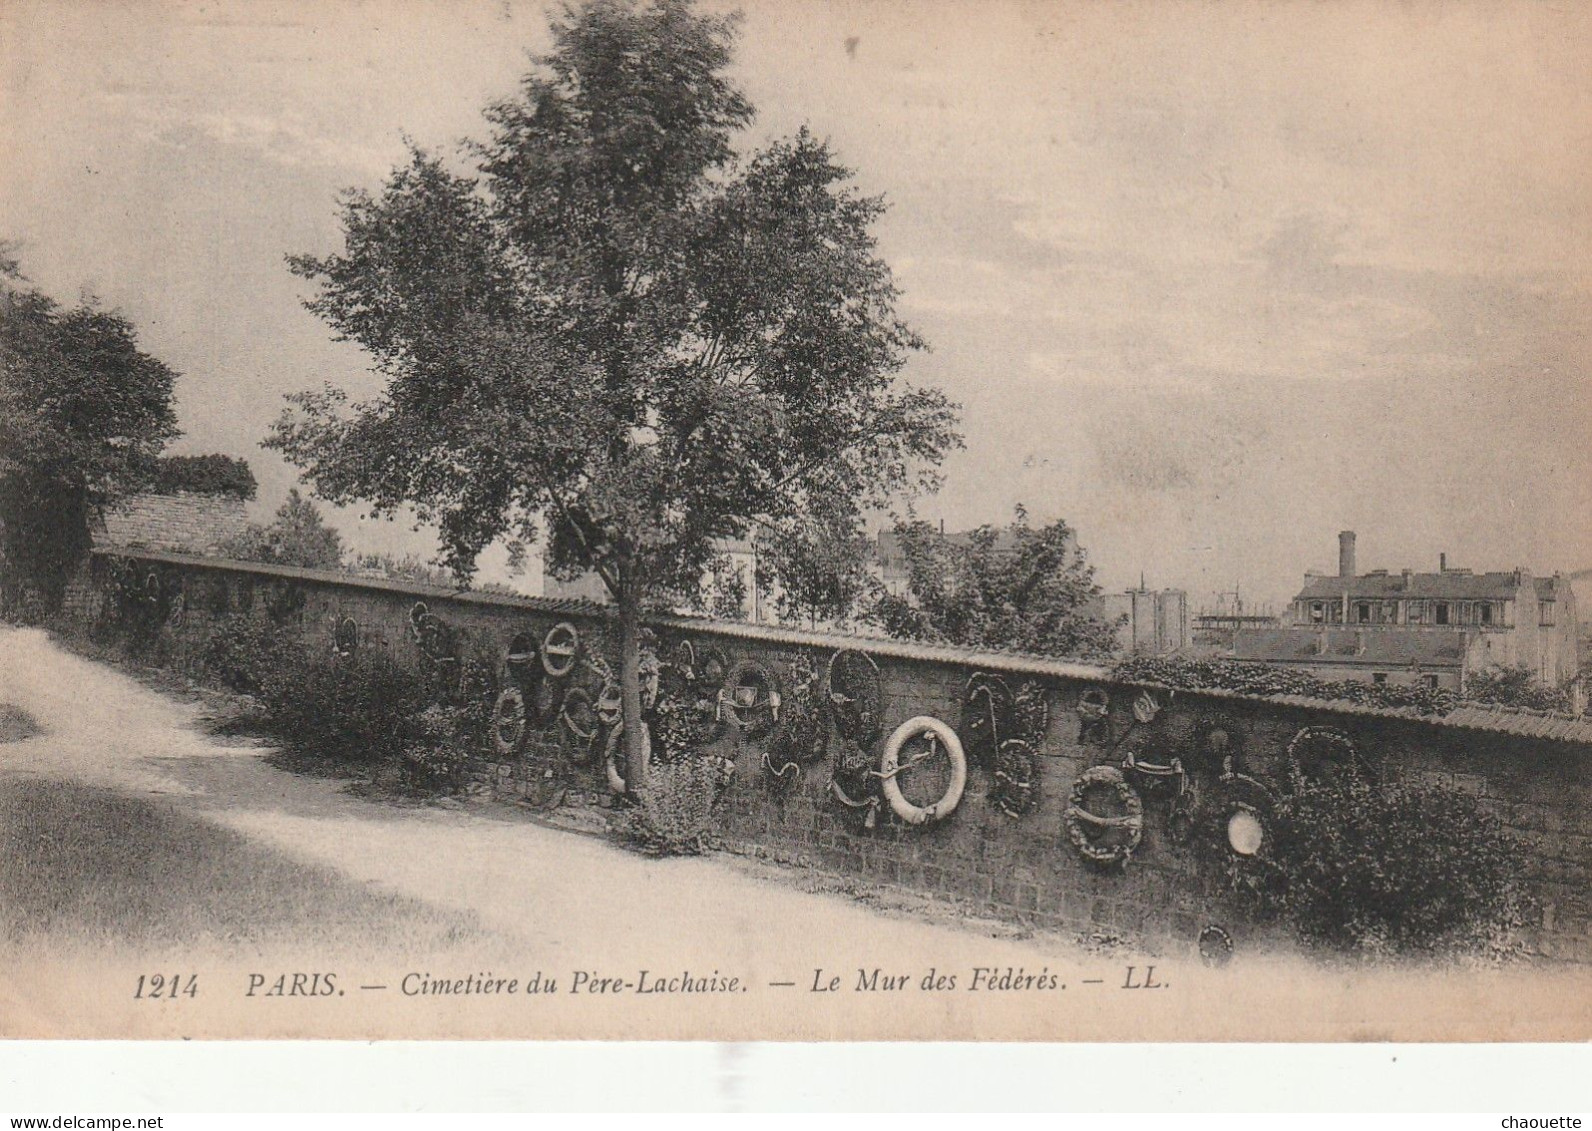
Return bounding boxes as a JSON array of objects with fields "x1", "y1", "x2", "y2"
[
  {"x1": 1338, "y1": 531, "x2": 1357, "y2": 579},
  {"x1": 1440, "y1": 552, "x2": 1447, "y2": 573}
]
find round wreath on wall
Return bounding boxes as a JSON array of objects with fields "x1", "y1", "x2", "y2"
[
  {"x1": 530, "y1": 671, "x2": 565, "y2": 725},
  {"x1": 1284, "y1": 726, "x2": 1375, "y2": 793},
  {"x1": 826, "y1": 648, "x2": 883, "y2": 745},
  {"x1": 559, "y1": 687, "x2": 599, "y2": 764},
  {"x1": 1010, "y1": 680, "x2": 1050, "y2": 746},
  {"x1": 879, "y1": 715, "x2": 967, "y2": 826},
  {"x1": 332, "y1": 615, "x2": 358, "y2": 659},
  {"x1": 504, "y1": 630, "x2": 538, "y2": 680},
  {"x1": 991, "y1": 737, "x2": 1037, "y2": 819},
  {"x1": 1121, "y1": 742, "x2": 1187, "y2": 801},
  {"x1": 1197, "y1": 924, "x2": 1235, "y2": 967},
  {"x1": 721, "y1": 657, "x2": 782, "y2": 741},
  {"x1": 491, "y1": 686, "x2": 528, "y2": 757},
  {"x1": 1189, "y1": 717, "x2": 1247, "y2": 776},
  {"x1": 1208, "y1": 773, "x2": 1278, "y2": 859},
  {"x1": 960, "y1": 672, "x2": 1013, "y2": 769},
  {"x1": 540, "y1": 622, "x2": 581, "y2": 678},
  {"x1": 828, "y1": 737, "x2": 881, "y2": 828},
  {"x1": 1063, "y1": 765, "x2": 1144, "y2": 866},
  {"x1": 764, "y1": 657, "x2": 826, "y2": 783},
  {"x1": 604, "y1": 720, "x2": 652, "y2": 795}
]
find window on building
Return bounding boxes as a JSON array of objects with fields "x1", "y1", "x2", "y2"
[
  {"x1": 1540, "y1": 601, "x2": 1556, "y2": 627},
  {"x1": 1310, "y1": 602, "x2": 1324, "y2": 624},
  {"x1": 1356, "y1": 603, "x2": 1371, "y2": 624},
  {"x1": 1480, "y1": 603, "x2": 1493, "y2": 625},
  {"x1": 1423, "y1": 674, "x2": 1439, "y2": 689},
  {"x1": 1407, "y1": 602, "x2": 1423, "y2": 624},
  {"x1": 1372, "y1": 672, "x2": 1388, "y2": 684},
  {"x1": 1435, "y1": 602, "x2": 1450, "y2": 625}
]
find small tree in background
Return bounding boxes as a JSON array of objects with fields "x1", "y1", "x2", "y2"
[
  {"x1": 870, "y1": 504, "x2": 1120, "y2": 659},
  {"x1": 269, "y1": 0, "x2": 960, "y2": 790},
  {"x1": 0, "y1": 248, "x2": 180, "y2": 615},
  {"x1": 220, "y1": 489, "x2": 345, "y2": 570},
  {"x1": 757, "y1": 514, "x2": 879, "y2": 629}
]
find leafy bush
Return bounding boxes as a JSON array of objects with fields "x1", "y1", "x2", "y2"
[
  {"x1": 614, "y1": 755, "x2": 735, "y2": 856},
  {"x1": 257, "y1": 647, "x2": 429, "y2": 769},
  {"x1": 1116, "y1": 655, "x2": 1463, "y2": 716},
  {"x1": 1226, "y1": 779, "x2": 1531, "y2": 958},
  {"x1": 198, "y1": 615, "x2": 292, "y2": 694},
  {"x1": 397, "y1": 704, "x2": 475, "y2": 795},
  {"x1": 1463, "y1": 666, "x2": 1572, "y2": 714}
]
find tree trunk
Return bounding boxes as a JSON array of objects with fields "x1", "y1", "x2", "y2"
[{"x1": 618, "y1": 589, "x2": 646, "y2": 796}]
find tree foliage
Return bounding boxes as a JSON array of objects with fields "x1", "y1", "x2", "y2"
[
  {"x1": 219, "y1": 489, "x2": 345, "y2": 570},
  {"x1": 144, "y1": 454, "x2": 257, "y2": 500},
  {"x1": 269, "y1": 0, "x2": 960, "y2": 786},
  {"x1": 869, "y1": 505, "x2": 1120, "y2": 659},
  {"x1": 757, "y1": 513, "x2": 879, "y2": 628},
  {"x1": 0, "y1": 249, "x2": 180, "y2": 614},
  {"x1": 1463, "y1": 664, "x2": 1571, "y2": 714}
]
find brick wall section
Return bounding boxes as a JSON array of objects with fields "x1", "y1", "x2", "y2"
[
  {"x1": 73, "y1": 548, "x2": 1592, "y2": 963},
  {"x1": 97, "y1": 492, "x2": 251, "y2": 556}
]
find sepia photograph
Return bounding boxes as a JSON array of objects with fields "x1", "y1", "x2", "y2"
[{"x1": 1, "y1": 0, "x2": 1590, "y2": 1065}]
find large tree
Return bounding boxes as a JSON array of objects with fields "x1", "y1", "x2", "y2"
[
  {"x1": 270, "y1": 0, "x2": 960, "y2": 788},
  {"x1": 870, "y1": 506, "x2": 1122, "y2": 659},
  {"x1": 0, "y1": 249, "x2": 180, "y2": 614}
]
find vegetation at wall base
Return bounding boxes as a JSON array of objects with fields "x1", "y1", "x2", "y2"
[
  {"x1": 198, "y1": 615, "x2": 293, "y2": 695},
  {"x1": 1214, "y1": 779, "x2": 1532, "y2": 959},
  {"x1": 613, "y1": 754, "x2": 735, "y2": 857}
]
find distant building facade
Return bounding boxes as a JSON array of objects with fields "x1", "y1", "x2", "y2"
[{"x1": 1236, "y1": 531, "x2": 1580, "y2": 690}]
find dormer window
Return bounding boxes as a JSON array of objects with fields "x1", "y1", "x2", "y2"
[
  {"x1": 1435, "y1": 602, "x2": 1450, "y2": 625},
  {"x1": 1480, "y1": 603, "x2": 1493, "y2": 625},
  {"x1": 1356, "y1": 603, "x2": 1371, "y2": 623},
  {"x1": 1540, "y1": 601, "x2": 1556, "y2": 627}
]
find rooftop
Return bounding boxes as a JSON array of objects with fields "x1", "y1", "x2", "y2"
[{"x1": 1296, "y1": 570, "x2": 1530, "y2": 602}]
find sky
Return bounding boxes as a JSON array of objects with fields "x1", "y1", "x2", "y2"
[{"x1": 2, "y1": 0, "x2": 1589, "y2": 608}]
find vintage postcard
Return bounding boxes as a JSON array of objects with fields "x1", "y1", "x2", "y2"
[{"x1": 0, "y1": 0, "x2": 1588, "y2": 1045}]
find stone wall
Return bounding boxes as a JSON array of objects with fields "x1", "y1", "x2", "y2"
[{"x1": 69, "y1": 548, "x2": 1592, "y2": 963}]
